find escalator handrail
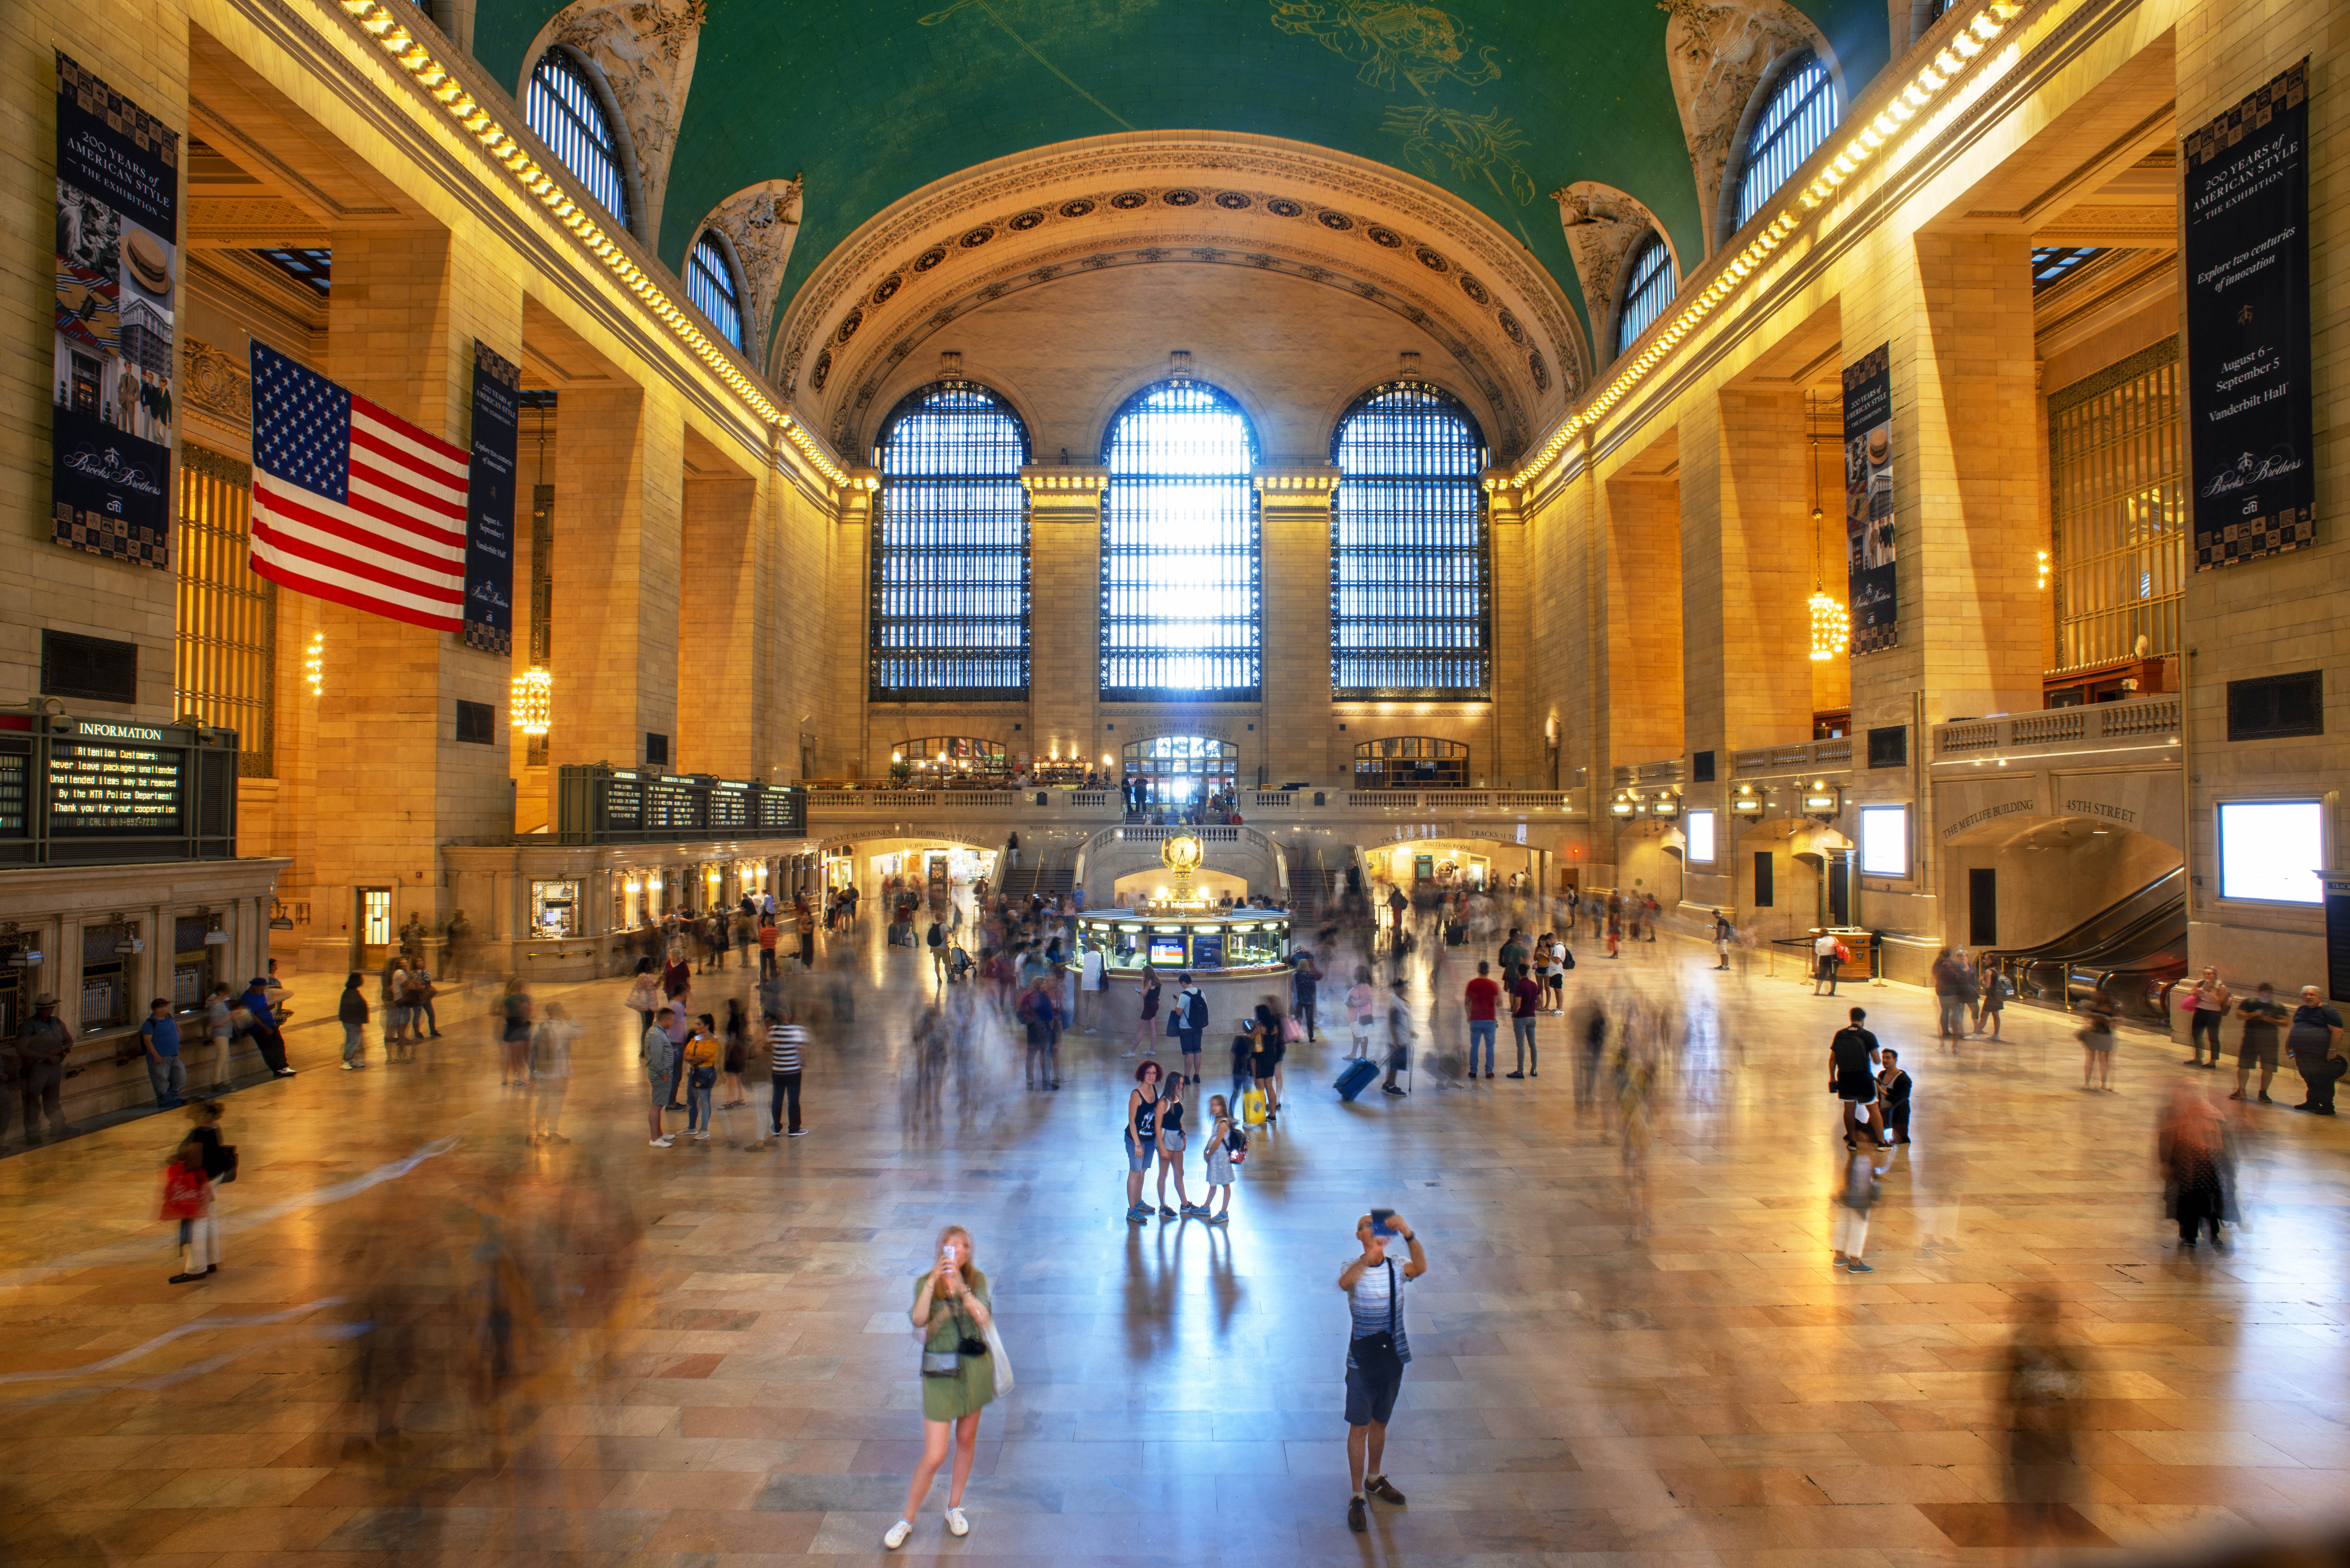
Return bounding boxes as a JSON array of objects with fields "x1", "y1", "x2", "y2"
[
  {"x1": 2020, "y1": 899, "x2": 2187, "y2": 970},
  {"x1": 1984, "y1": 867, "x2": 2185, "y2": 964}
]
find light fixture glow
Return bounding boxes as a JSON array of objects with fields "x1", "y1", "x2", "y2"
[
  {"x1": 511, "y1": 667, "x2": 552, "y2": 734},
  {"x1": 304, "y1": 632, "x2": 324, "y2": 696}
]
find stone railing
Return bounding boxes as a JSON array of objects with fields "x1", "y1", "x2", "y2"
[
  {"x1": 809, "y1": 786, "x2": 1587, "y2": 824},
  {"x1": 1728, "y1": 739, "x2": 1854, "y2": 778},
  {"x1": 806, "y1": 789, "x2": 1120, "y2": 818},
  {"x1": 1931, "y1": 695, "x2": 2182, "y2": 759},
  {"x1": 1074, "y1": 823, "x2": 1289, "y2": 894}
]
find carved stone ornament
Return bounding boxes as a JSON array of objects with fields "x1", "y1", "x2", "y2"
[
  {"x1": 182, "y1": 337, "x2": 252, "y2": 429},
  {"x1": 528, "y1": 0, "x2": 706, "y2": 239},
  {"x1": 695, "y1": 177, "x2": 802, "y2": 357},
  {"x1": 1550, "y1": 182, "x2": 1670, "y2": 350},
  {"x1": 1657, "y1": 0, "x2": 1829, "y2": 252}
]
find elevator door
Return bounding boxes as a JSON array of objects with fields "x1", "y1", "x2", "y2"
[{"x1": 1968, "y1": 868, "x2": 1998, "y2": 946}]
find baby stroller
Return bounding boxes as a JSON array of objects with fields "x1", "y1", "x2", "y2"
[{"x1": 945, "y1": 946, "x2": 974, "y2": 983}]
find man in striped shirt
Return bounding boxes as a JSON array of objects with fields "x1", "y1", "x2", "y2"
[
  {"x1": 766, "y1": 1009, "x2": 807, "y2": 1138},
  {"x1": 1340, "y1": 1211, "x2": 1426, "y2": 1533}
]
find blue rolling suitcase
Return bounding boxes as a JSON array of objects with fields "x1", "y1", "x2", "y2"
[{"x1": 1335, "y1": 1059, "x2": 1378, "y2": 1102}]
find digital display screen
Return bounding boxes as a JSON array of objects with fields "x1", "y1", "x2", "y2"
[
  {"x1": 47, "y1": 742, "x2": 183, "y2": 834},
  {"x1": 2218, "y1": 800, "x2": 2322, "y2": 904},
  {"x1": 1858, "y1": 805, "x2": 1908, "y2": 877},
  {"x1": 1191, "y1": 935, "x2": 1223, "y2": 970},
  {"x1": 1685, "y1": 810, "x2": 1715, "y2": 864},
  {"x1": 1147, "y1": 936, "x2": 1186, "y2": 966}
]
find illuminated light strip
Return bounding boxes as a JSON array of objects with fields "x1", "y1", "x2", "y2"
[
  {"x1": 335, "y1": 0, "x2": 851, "y2": 488},
  {"x1": 1510, "y1": 0, "x2": 2025, "y2": 489}
]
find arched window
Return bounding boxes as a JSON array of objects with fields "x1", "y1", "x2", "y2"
[
  {"x1": 1122, "y1": 736, "x2": 1239, "y2": 804},
  {"x1": 1330, "y1": 381, "x2": 1489, "y2": 698},
  {"x1": 685, "y1": 232, "x2": 745, "y2": 348},
  {"x1": 1735, "y1": 50, "x2": 1837, "y2": 229},
  {"x1": 1099, "y1": 380, "x2": 1261, "y2": 701},
  {"x1": 526, "y1": 49, "x2": 630, "y2": 227},
  {"x1": 871, "y1": 381, "x2": 1031, "y2": 699},
  {"x1": 1614, "y1": 231, "x2": 1676, "y2": 356},
  {"x1": 1354, "y1": 736, "x2": 1470, "y2": 789}
]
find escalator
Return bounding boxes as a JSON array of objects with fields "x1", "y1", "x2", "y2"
[{"x1": 1986, "y1": 866, "x2": 2187, "y2": 1026}]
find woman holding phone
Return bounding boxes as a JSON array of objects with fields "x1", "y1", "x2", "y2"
[{"x1": 885, "y1": 1225, "x2": 997, "y2": 1550}]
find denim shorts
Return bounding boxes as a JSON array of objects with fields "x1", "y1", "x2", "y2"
[{"x1": 1125, "y1": 1131, "x2": 1155, "y2": 1171}]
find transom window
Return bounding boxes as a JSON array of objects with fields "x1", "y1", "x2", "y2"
[
  {"x1": 893, "y1": 736, "x2": 1008, "y2": 778},
  {"x1": 1330, "y1": 381, "x2": 1490, "y2": 698},
  {"x1": 526, "y1": 49, "x2": 630, "y2": 227},
  {"x1": 2049, "y1": 340, "x2": 2182, "y2": 672},
  {"x1": 1354, "y1": 736, "x2": 1469, "y2": 789},
  {"x1": 870, "y1": 381, "x2": 1031, "y2": 700},
  {"x1": 685, "y1": 232, "x2": 745, "y2": 348},
  {"x1": 1736, "y1": 51, "x2": 1837, "y2": 229},
  {"x1": 1099, "y1": 380, "x2": 1261, "y2": 701},
  {"x1": 1614, "y1": 232, "x2": 1675, "y2": 356},
  {"x1": 1122, "y1": 736, "x2": 1239, "y2": 803},
  {"x1": 253, "y1": 247, "x2": 331, "y2": 297}
]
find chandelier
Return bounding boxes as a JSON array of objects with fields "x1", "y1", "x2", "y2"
[
  {"x1": 511, "y1": 667, "x2": 552, "y2": 734},
  {"x1": 1805, "y1": 393, "x2": 1848, "y2": 661}
]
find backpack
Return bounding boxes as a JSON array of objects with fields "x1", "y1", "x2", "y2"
[
  {"x1": 1561, "y1": 946, "x2": 1576, "y2": 970},
  {"x1": 1226, "y1": 1124, "x2": 1249, "y2": 1163},
  {"x1": 927, "y1": 922, "x2": 944, "y2": 948}
]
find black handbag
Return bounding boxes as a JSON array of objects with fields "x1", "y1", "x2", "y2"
[{"x1": 920, "y1": 1310, "x2": 990, "y2": 1378}]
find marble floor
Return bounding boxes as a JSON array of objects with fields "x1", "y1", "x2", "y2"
[{"x1": 1, "y1": 917, "x2": 2346, "y2": 1568}]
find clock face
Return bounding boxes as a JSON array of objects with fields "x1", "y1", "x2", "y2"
[{"x1": 1160, "y1": 834, "x2": 1204, "y2": 874}]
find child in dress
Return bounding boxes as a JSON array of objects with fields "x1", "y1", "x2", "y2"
[
  {"x1": 1201, "y1": 1094, "x2": 1236, "y2": 1225},
  {"x1": 160, "y1": 1140, "x2": 213, "y2": 1284}
]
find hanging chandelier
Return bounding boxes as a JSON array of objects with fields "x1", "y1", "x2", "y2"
[
  {"x1": 512, "y1": 667, "x2": 552, "y2": 734},
  {"x1": 1805, "y1": 393, "x2": 1848, "y2": 661}
]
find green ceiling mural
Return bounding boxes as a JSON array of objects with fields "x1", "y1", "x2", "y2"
[{"x1": 472, "y1": 0, "x2": 1888, "y2": 359}]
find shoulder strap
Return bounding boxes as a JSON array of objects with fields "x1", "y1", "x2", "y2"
[{"x1": 1386, "y1": 1259, "x2": 1399, "y2": 1334}]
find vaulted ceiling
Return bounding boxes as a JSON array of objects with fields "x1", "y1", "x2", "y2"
[{"x1": 472, "y1": 0, "x2": 1890, "y2": 365}]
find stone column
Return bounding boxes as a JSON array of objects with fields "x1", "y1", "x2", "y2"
[
  {"x1": 676, "y1": 471, "x2": 760, "y2": 777},
  {"x1": 1485, "y1": 478, "x2": 1531, "y2": 786},
  {"x1": 1021, "y1": 468, "x2": 1108, "y2": 772},
  {"x1": 548, "y1": 385, "x2": 684, "y2": 773},
  {"x1": 1597, "y1": 470, "x2": 1684, "y2": 771},
  {"x1": 1254, "y1": 466, "x2": 1338, "y2": 784},
  {"x1": 1680, "y1": 388, "x2": 1815, "y2": 761}
]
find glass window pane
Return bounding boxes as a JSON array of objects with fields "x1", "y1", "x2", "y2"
[{"x1": 1330, "y1": 382, "x2": 1489, "y2": 699}]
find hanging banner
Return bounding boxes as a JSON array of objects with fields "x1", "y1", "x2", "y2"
[
  {"x1": 1842, "y1": 343, "x2": 1895, "y2": 655},
  {"x1": 50, "y1": 52, "x2": 179, "y2": 569},
  {"x1": 462, "y1": 342, "x2": 519, "y2": 654},
  {"x1": 2184, "y1": 58, "x2": 2313, "y2": 570}
]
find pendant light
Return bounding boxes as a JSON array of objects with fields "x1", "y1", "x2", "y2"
[{"x1": 1806, "y1": 392, "x2": 1847, "y2": 662}]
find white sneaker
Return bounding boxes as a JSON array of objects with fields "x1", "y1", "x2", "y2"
[
  {"x1": 883, "y1": 1518, "x2": 913, "y2": 1550},
  {"x1": 342, "y1": 1062, "x2": 358, "y2": 1070},
  {"x1": 651, "y1": 1135, "x2": 674, "y2": 1147},
  {"x1": 944, "y1": 1506, "x2": 968, "y2": 1537},
  {"x1": 1122, "y1": 1050, "x2": 1136, "y2": 1058}
]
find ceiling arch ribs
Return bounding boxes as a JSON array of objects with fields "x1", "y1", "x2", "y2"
[
  {"x1": 519, "y1": 0, "x2": 706, "y2": 245},
  {"x1": 775, "y1": 134, "x2": 1592, "y2": 463},
  {"x1": 692, "y1": 178, "x2": 804, "y2": 362}
]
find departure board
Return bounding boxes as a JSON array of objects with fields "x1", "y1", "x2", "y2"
[
  {"x1": 556, "y1": 765, "x2": 805, "y2": 844},
  {"x1": 48, "y1": 741, "x2": 184, "y2": 833}
]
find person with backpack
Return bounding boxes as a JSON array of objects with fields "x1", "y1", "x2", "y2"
[
  {"x1": 1171, "y1": 973, "x2": 1206, "y2": 1088},
  {"x1": 927, "y1": 918, "x2": 947, "y2": 985},
  {"x1": 1201, "y1": 1093, "x2": 1238, "y2": 1224}
]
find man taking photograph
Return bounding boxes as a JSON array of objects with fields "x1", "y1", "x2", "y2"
[{"x1": 1339, "y1": 1210, "x2": 1427, "y2": 1533}]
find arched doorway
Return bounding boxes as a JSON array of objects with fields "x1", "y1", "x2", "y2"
[{"x1": 1122, "y1": 735, "x2": 1238, "y2": 806}]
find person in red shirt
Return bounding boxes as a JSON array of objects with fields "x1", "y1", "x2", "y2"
[
  {"x1": 757, "y1": 917, "x2": 781, "y2": 979},
  {"x1": 1505, "y1": 968, "x2": 1543, "y2": 1080},
  {"x1": 1464, "y1": 961, "x2": 1501, "y2": 1080},
  {"x1": 159, "y1": 1140, "x2": 213, "y2": 1284}
]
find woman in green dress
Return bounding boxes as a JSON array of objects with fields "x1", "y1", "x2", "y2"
[{"x1": 883, "y1": 1224, "x2": 998, "y2": 1551}]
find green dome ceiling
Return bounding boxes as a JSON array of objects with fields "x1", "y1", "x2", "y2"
[{"x1": 474, "y1": 0, "x2": 1888, "y2": 355}]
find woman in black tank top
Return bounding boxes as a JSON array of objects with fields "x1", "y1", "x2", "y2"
[
  {"x1": 1155, "y1": 1076, "x2": 1191, "y2": 1218},
  {"x1": 1124, "y1": 1061, "x2": 1162, "y2": 1222}
]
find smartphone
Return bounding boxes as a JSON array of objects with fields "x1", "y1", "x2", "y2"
[{"x1": 1369, "y1": 1209, "x2": 1396, "y2": 1240}]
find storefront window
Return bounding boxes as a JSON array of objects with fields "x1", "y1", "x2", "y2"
[{"x1": 532, "y1": 880, "x2": 581, "y2": 937}]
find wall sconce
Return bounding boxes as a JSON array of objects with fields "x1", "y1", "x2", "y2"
[
  {"x1": 1800, "y1": 783, "x2": 1843, "y2": 818},
  {"x1": 304, "y1": 633, "x2": 324, "y2": 696},
  {"x1": 1730, "y1": 786, "x2": 1766, "y2": 816},
  {"x1": 1644, "y1": 792, "x2": 1681, "y2": 819},
  {"x1": 2036, "y1": 549, "x2": 2050, "y2": 590},
  {"x1": 1610, "y1": 791, "x2": 1638, "y2": 817},
  {"x1": 512, "y1": 667, "x2": 552, "y2": 734}
]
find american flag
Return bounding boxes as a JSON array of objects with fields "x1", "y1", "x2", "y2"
[{"x1": 248, "y1": 342, "x2": 469, "y2": 632}]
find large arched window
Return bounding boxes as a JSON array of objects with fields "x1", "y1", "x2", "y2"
[
  {"x1": 685, "y1": 231, "x2": 745, "y2": 348},
  {"x1": 1330, "y1": 381, "x2": 1490, "y2": 698},
  {"x1": 870, "y1": 381, "x2": 1031, "y2": 700},
  {"x1": 1614, "y1": 231, "x2": 1676, "y2": 356},
  {"x1": 1122, "y1": 736, "x2": 1239, "y2": 803},
  {"x1": 1099, "y1": 380, "x2": 1261, "y2": 701},
  {"x1": 526, "y1": 49, "x2": 630, "y2": 227},
  {"x1": 1354, "y1": 736, "x2": 1470, "y2": 789},
  {"x1": 1735, "y1": 50, "x2": 1837, "y2": 229}
]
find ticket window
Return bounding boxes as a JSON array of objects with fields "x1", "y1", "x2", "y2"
[
  {"x1": 532, "y1": 881, "x2": 580, "y2": 938},
  {"x1": 0, "y1": 939, "x2": 32, "y2": 1037},
  {"x1": 357, "y1": 887, "x2": 392, "y2": 965},
  {"x1": 80, "y1": 920, "x2": 137, "y2": 1036},
  {"x1": 172, "y1": 913, "x2": 218, "y2": 1017}
]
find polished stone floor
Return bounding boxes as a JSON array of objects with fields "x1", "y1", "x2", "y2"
[{"x1": 2, "y1": 915, "x2": 2346, "y2": 1567}]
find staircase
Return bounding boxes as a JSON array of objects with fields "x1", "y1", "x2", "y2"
[{"x1": 996, "y1": 850, "x2": 1075, "y2": 903}]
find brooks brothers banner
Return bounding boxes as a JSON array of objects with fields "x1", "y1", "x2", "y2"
[
  {"x1": 51, "y1": 52, "x2": 179, "y2": 569},
  {"x1": 462, "y1": 342, "x2": 519, "y2": 654},
  {"x1": 2184, "y1": 58, "x2": 2314, "y2": 570},
  {"x1": 1843, "y1": 343, "x2": 1895, "y2": 654}
]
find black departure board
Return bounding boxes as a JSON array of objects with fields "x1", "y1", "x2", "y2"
[
  {"x1": 0, "y1": 745, "x2": 27, "y2": 837},
  {"x1": 710, "y1": 782, "x2": 751, "y2": 830},
  {"x1": 48, "y1": 741, "x2": 184, "y2": 833},
  {"x1": 555, "y1": 765, "x2": 803, "y2": 845}
]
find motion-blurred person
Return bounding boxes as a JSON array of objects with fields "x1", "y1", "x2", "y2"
[
  {"x1": 2181, "y1": 966, "x2": 2230, "y2": 1069},
  {"x1": 529, "y1": 1002, "x2": 575, "y2": 1144},
  {"x1": 1830, "y1": 1139, "x2": 1876, "y2": 1273},
  {"x1": 159, "y1": 1137, "x2": 214, "y2": 1283},
  {"x1": 201, "y1": 980, "x2": 235, "y2": 1093},
  {"x1": 883, "y1": 1225, "x2": 1000, "y2": 1550},
  {"x1": 1829, "y1": 1006, "x2": 1883, "y2": 1150},
  {"x1": 1464, "y1": 960, "x2": 1499, "y2": 1080},
  {"x1": 1339, "y1": 1210, "x2": 1425, "y2": 1533},
  {"x1": 1812, "y1": 928, "x2": 1841, "y2": 995},
  {"x1": 2000, "y1": 1293, "x2": 2085, "y2": 1538},
  {"x1": 1125, "y1": 1061, "x2": 1163, "y2": 1221},
  {"x1": 625, "y1": 960, "x2": 662, "y2": 1042},
  {"x1": 184, "y1": 1100, "x2": 232, "y2": 1272},
  {"x1": 1711, "y1": 908, "x2": 1732, "y2": 970},
  {"x1": 643, "y1": 1005, "x2": 678, "y2": 1147},
  {"x1": 2159, "y1": 1080, "x2": 2230, "y2": 1248},
  {"x1": 1078, "y1": 936, "x2": 1105, "y2": 1034},
  {"x1": 721, "y1": 997, "x2": 751, "y2": 1107},
  {"x1": 338, "y1": 973, "x2": 370, "y2": 1070},
  {"x1": 1505, "y1": 960, "x2": 1541, "y2": 1080},
  {"x1": 1292, "y1": 947, "x2": 1322, "y2": 1042},
  {"x1": 2287, "y1": 985, "x2": 2345, "y2": 1114},
  {"x1": 1346, "y1": 966, "x2": 1376, "y2": 1059},
  {"x1": 766, "y1": 1006, "x2": 807, "y2": 1139},
  {"x1": 1573, "y1": 993, "x2": 1607, "y2": 1107},
  {"x1": 1380, "y1": 980, "x2": 1414, "y2": 1097},
  {"x1": 499, "y1": 978, "x2": 535, "y2": 1089},
  {"x1": 2079, "y1": 983, "x2": 2118, "y2": 1091},
  {"x1": 1017, "y1": 973, "x2": 1060, "y2": 1090},
  {"x1": 1977, "y1": 957, "x2": 2010, "y2": 1039},
  {"x1": 1878, "y1": 1047, "x2": 1912, "y2": 1146},
  {"x1": 2232, "y1": 982, "x2": 2288, "y2": 1103}
]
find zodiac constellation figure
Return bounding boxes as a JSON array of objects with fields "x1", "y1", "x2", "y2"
[
  {"x1": 1381, "y1": 104, "x2": 1537, "y2": 206},
  {"x1": 1272, "y1": 0, "x2": 1501, "y2": 95}
]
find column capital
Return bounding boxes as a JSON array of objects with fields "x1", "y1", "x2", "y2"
[
  {"x1": 1252, "y1": 464, "x2": 1339, "y2": 496},
  {"x1": 1021, "y1": 466, "x2": 1108, "y2": 522}
]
